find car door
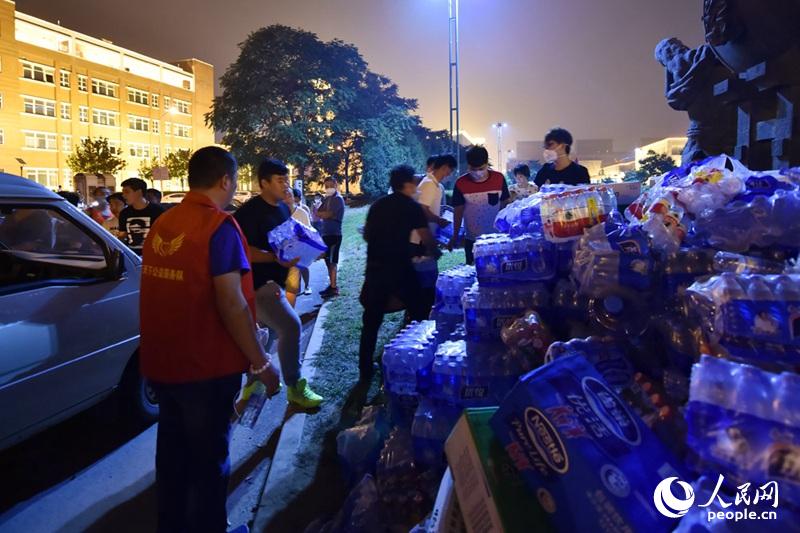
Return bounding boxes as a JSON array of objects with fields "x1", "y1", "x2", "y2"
[{"x1": 0, "y1": 201, "x2": 139, "y2": 448}]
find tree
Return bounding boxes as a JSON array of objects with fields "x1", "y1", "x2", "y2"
[
  {"x1": 601, "y1": 177, "x2": 615, "y2": 184},
  {"x1": 164, "y1": 149, "x2": 192, "y2": 190},
  {"x1": 623, "y1": 169, "x2": 647, "y2": 182},
  {"x1": 638, "y1": 150, "x2": 677, "y2": 177},
  {"x1": 138, "y1": 157, "x2": 159, "y2": 181},
  {"x1": 66, "y1": 137, "x2": 126, "y2": 175}
]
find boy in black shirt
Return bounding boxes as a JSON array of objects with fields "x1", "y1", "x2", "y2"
[
  {"x1": 533, "y1": 127, "x2": 591, "y2": 187},
  {"x1": 119, "y1": 177, "x2": 165, "y2": 254},
  {"x1": 358, "y1": 165, "x2": 437, "y2": 380},
  {"x1": 234, "y1": 159, "x2": 323, "y2": 409}
]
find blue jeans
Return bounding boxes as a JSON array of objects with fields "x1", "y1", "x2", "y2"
[{"x1": 153, "y1": 373, "x2": 241, "y2": 533}]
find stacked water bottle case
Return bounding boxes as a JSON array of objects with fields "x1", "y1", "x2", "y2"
[{"x1": 331, "y1": 155, "x2": 800, "y2": 533}]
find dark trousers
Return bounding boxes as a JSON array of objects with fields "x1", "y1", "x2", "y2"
[
  {"x1": 358, "y1": 272, "x2": 428, "y2": 372},
  {"x1": 464, "y1": 238, "x2": 476, "y2": 265},
  {"x1": 152, "y1": 373, "x2": 241, "y2": 533}
]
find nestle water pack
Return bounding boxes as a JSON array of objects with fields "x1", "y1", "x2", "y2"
[
  {"x1": 685, "y1": 355, "x2": 800, "y2": 506},
  {"x1": 490, "y1": 354, "x2": 687, "y2": 533},
  {"x1": 473, "y1": 233, "x2": 556, "y2": 285},
  {"x1": 267, "y1": 217, "x2": 328, "y2": 268},
  {"x1": 462, "y1": 281, "x2": 549, "y2": 341}
]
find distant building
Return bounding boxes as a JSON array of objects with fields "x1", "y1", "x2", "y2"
[
  {"x1": 598, "y1": 159, "x2": 636, "y2": 182},
  {"x1": 634, "y1": 137, "x2": 688, "y2": 170},
  {"x1": 0, "y1": 2, "x2": 215, "y2": 192}
]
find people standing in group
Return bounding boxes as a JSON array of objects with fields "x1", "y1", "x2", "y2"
[
  {"x1": 119, "y1": 178, "x2": 165, "y2": 255},
  {"x1": 284, "y1": 187, "x2": 313, "y2": 299},
  {"x1": 358, "y1": 165, "x2": 438, "y2": 380},
  {"x1": 139, "y1": 146, "x2": 280, "y2": 533},
  {"x1": 234, "y1": 158, "x2": 323, "y2": 409},
  {"x1": 447, "y1": 145, "x2": 510, "y2": 265},
  {"x1": 102, "y1": 192, "x2": 126, "y2": 237},
  {"x1": 533, "y1": 127, "x2": 591, "y2": 187},
  {"x1": 413, "y1": 153, "x2": 457, "y2": 312},
  {"x1": 314, "y1": 176, "x2": 345, "y2": 298},
  {"x1": 509, "y1": 164, "x2": 539, "y2": 201},
  {"x1": 86, "y1": 187, "x2": 114, "y2": 225},
  {"x1": 146, "y1": 188, "x2": 163, "y2": 206}
]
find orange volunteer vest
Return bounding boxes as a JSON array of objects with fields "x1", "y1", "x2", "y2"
[{"x1": 139, "y1": 191, "x2": 255, "y2": 383}]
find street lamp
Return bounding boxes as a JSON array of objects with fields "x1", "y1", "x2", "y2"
[
  {"x1": 15, "y1": 157, "x2": 26, "y2": 177},
  {"x1": 447, "y1": 0, "x2": 460, "y2": 175},
  {"x1": 492, "y1": 122, "x2": 507, "y2": 172}
]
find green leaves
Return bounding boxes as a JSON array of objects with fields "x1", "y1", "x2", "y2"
[{"x1": 66, "y1": 137, "x2": 127, "y2": 175}]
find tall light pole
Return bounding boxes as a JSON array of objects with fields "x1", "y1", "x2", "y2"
[
  {"x1": 492, "y1": 122, "x2": 507, "y2": 172},
  {"x1": 448, "y1": 0, "x2": 460, "y2": 175}
]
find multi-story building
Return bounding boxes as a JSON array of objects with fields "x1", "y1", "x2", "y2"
[
  {"x1": 634, "y1": 137, "x2": 688, "y2": 170},
  {"x1": 0, "y1": 0, "x2": 214, "y2": 192}
]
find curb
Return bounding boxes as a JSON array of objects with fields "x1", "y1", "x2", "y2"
[{"x1": 251, "y1": 301, "x2": 331, "y2": 531}]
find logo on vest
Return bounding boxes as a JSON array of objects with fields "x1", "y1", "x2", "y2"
[{"x1": 152, "y1": 233, "x2": 185, "y2": 257}]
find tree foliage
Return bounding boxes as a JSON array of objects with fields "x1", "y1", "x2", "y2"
[
  {"x1": 164, "y1": 149, "x2": 192, "y2": 183},
  {"x1": 66, "y1": 137, "x2": 126, "y2": 175},
  {"x1": 138, "y1": 157, "x2": 159, "y2": 181},
  {"x1": 638, "y1": 150, "x2": 677, "y2": 177},
  {"x1": 208, "y1": 25, "x2": 424, "y2": 196}
]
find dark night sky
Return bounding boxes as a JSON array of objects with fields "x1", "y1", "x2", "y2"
[{"x1": 16, "y1": 0, "x2": 706, "y2": 157}]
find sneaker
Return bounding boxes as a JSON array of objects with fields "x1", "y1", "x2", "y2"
[
  {"x1": 286, "y1": 378, "x2": 324, "y2": 408},
  {"x1": 319, "y1": 286, "x2": 339, "y2": 298},
  {"x1": 302, "y1": 287, "x2": 313, "y2": 295}
]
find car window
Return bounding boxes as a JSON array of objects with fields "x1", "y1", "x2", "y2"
[{"x1": 0, "y1": 206, "x2": 108, "y2": 288}]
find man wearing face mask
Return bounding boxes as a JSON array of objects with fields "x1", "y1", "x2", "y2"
[
  {"x1": 533, "y1": 127, "x2": 591, "y2": 188},
  {"x1": 448, "y1": 145, "x2": 510, "y2": 265},
  {"x1": 315, "y1": 176, "x2": 345, "y2": 298}
]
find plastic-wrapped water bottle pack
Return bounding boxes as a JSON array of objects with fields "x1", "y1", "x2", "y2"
[
  {"x1": 473, "y1": 232, "x2": 556, "y2": 284},
  {"x1": 267, "y1": 217, "x2": 328, "y2": 268}
]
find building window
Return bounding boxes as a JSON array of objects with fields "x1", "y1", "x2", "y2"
[
  {"x1": 127, "y1": 87, "x2": 149, "y2": 106},
  {"x1": 78, "y1": 75, "x2": 87, "y2": 92},
  {"x1": 25, "y1": 168, "x2": 59, "y2": 189},
  {"x1": 128, "y1": 115, "x2": 150, "y2": 132},
  {"x1": 91, "y1": 79, "x2": 118, "y2": 98},
  {"x1": 164, "y1": 96, "x2": 171, "y2": 109},
  {"x1": 60, "y1": 70, "x2": 70, "y2": 88},
  {"x1": 24, "y1": 131, "x2": 58, "y2": 151},
  {"x1": 151, "y1": 94, "x2": 159, "y2": 108},
  {"x1": 164, "y1": 122, "x2": 171, "y2": 136},
  {"x1": 129, "y1": 143, "x2": 150, "y2": 158},
  {"x1": 21, "y1": 61, "x2": 54, "y2": 84},
  {"x1": 23, "y1": 96, "x2": 56, "y2": 117},
  {"x1": 93, "y1": 109, "x2": 119, "y2": 127},
  {"x1": 152, "y1": 120, "x2": 160, "y2": 134},
  {"x1": 108, "y1": 140, "x2": 122, "y2": 155},
  {"x1": 173, "y1": 124, "x2": 191, "y2": 138},
  {"x1": 152, "y1": 145, "x2": 160, "y2": 159},
  {"x1": 62, "y1": 134, "x2": 72, "y2": 152},
  {"x1": 165, "y1": 145, "x2": 172, "y2": 155},
  {"x1": 79, "y1": 106, "x2": 88, "y2": 123},
  {"x1": 0, "y1": 93, "x2": 4, "y2": 109},
  {"x1": 0, "y1": 129, "x2": 3, "y2": 145},
  {"x1": 174, "y1": 99, "x2": 190, "y2": 115},
  {"x1": 60, "y1": 103, "x2": 71, "y2": 120}
]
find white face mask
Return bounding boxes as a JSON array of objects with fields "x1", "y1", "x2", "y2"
[
  {"x1": 324, "y1": 187, "x2": 336, "y2": 196},
  {"x1": 543, "y1": 149, "x2": 559, "y2": 164},
  {"x1": 469, "y1": 169, "x2": 489, "y2": 182}
]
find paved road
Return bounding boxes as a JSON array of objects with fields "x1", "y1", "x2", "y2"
[{"x1": 0, "y1": 260, "x2": 331, "y2": 533}]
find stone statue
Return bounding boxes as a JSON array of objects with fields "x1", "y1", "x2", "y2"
[{"x1": 655, "y1": 38, "x2": 736, "y2": 163}]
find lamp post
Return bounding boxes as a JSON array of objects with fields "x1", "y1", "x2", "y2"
[
  {"x1": 492, "y1": 122, "x2": 507, "y2": 172},
  {"x1": 15, "y1": 157, "x2": 26, "y2": 177},
  {"x1": 448, "y1": 0, "x2": 460, "y2": 175}
]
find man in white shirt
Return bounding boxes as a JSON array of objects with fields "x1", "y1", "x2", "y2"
[{"x1": 412, "y1": 153, "x2": 457, "y2": 313}]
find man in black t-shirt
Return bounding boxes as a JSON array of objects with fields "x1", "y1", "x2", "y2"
[
  {"x1": 234, "y1": 159, "x2": 323, "y2": 409},
  {"x1": 119, "y1": 177, "x2": 165, "y2": 254},
  {"x1": 533, "y1": 127, "x2": 591, "y2": 187},
  {"x1": 358, "y1": 165, "x2": 437, "y2": 380}
]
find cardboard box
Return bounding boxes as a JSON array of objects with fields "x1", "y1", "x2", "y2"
[
  {"x1": 427, "y1": 467, "x2": 467, "y2": 533},
  {"x1": 445, "y1": 407, "x2": 552, "y2": 533}
]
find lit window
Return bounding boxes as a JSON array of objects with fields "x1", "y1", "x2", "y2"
[
  {"x1": 78, "y1": 75, "x2": 87, "y2": 92},
  {"x1": 60, "y1": 103, "x2": 71, "y2": 120},
  {"x1": 21, "y1": 61, "x2": 54, "y2": 84},
  {"x1": 92, "y1": 109, "x2": 119, "y2": 127},
  {"x1": 174, "y1": 99, "x2": 190, "y2": 114},
  {"x1": 23, "y1": 96, "x2": 56, "y2": 117},
  {"x1": 23, "y1": 131, "x2": 57, "y2": 150},
  {"x1": 62, "y1": 134, "x2": 72, "y2": 152},
  {"x1": 60, "y1": 70, "x2": 70, "y2": 88},
  {"x1": 128, "y1": 143, "x2": 150, "y2": 158},
  {"x1": 128, "y1": 115, "x2": 150, "y2": 132},
  {"x1": 173, "y1": 124, "x2": 191, "y2": 138},
  {"x1": 127, "y1": 87, "x2": 149, "y2": 106},
  {"x1": 79, "y1": 106, "x2": 88, "y2": 123}
]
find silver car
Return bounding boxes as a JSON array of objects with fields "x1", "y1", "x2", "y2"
[{"x1": 0, "y1": 173, "x2": 156, "y2": 451}]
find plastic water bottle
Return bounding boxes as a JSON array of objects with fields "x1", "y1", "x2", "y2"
[
  {"x1": 689, "y1": 355, "x2": 737, "y2": 410},
  {"x1": 713, "y1": 251, "x2": 785, "y2": 275},
  {"x1": 774, "y1": 372, "x2": 800, "y2": 427}
]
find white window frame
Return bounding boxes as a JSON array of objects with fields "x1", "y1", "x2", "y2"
[
  {"x1": 60, "y1": 102, "x2": 71, "y2": 120},
  {"x1": 25, "y1": 168, "x2": 59, "y2": 189},
  {"x1": 77, "y1": 75, "x2": 87, "y2": 92},
  {"x1": 0, "y1": 129, "x2": 4, "y2": 145},
  {"x1": 173, "y1": 124, "x2": 191, "y2": 138},
  {"x1": 127, "y1": 87, "x2": 149, "y2": 106},
  {"x1": 23, "y1": 131, "x2": 58, "y2": 151},
  {"x1": 21, "y1": 61, "x2": 55, "y2": 84},
  {"x1": 22, "y1": 96, "x2": 56, "y2": 118},
  {"x1": 174, "y1": 99, "x2": 190, "y2": 115},
  {"x1": 92, "y1": 109, "x2": 119, "y2": 127},
  {"x1": 59, "y1": 70, "x2": 70, "y2": 88},
  {"x1": 128, "y1": 142, "x2": 150, "y2": 158},
  {"x1": 61, "y1": 134, "x2": 72, "y2": 152},
  {"x1": 91, "y1": 78, "x2": 118, "y2": 98},
  {"x1": 128, "y1": 115, "x2": 150, "y2": 132},
  {"x1": 151, "y1": 94, "x2": 159, "y2": 108},
  {"x1": 79, "y1": 106, "x2": 89, "y2": 123},
  {"x1": 152, "y1": 120, "x2": 160, "y2": 134},
  {"x1": 164, "y1": 122, "x2": 171, "y2": 135},
  {"x1": 152, "y1": 145, "x2": 160, "y2": 159}
]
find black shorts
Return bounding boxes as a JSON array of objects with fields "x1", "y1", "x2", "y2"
[{"x1": 322, "y1": 235, "x2": 342, "y2": 265}]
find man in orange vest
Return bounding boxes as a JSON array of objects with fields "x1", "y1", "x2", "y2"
[{"x1": 140, "y1": 146, "x2": 280, "y2": 533}]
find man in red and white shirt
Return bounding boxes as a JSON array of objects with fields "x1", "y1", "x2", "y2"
[{"x1": 448, "y1": 146, "x2": 510, "y2": 264}]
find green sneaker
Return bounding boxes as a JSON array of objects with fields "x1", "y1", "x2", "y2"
[{"x1": 286, "y1": 378, "x2": 323, "y2": 408}]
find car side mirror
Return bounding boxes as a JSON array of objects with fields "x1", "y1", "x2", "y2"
[{"x1": 104, "y1": 247, "x2": 125, "y2": 280}]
